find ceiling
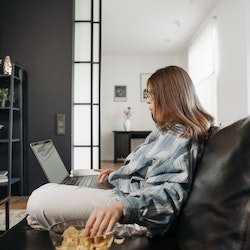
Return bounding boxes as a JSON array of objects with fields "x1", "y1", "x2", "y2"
[{"x1": 102, "y1": 0, "x2": 220, "y2": 56}]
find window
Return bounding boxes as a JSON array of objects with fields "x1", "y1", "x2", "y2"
[
  {"x1": 188, "y1": 19, "x2": 218, "y2": 122},
  {"x1": 73, "y1": 0, "x2": 101, "y2": 170}
]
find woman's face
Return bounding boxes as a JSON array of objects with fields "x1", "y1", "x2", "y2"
[{"x1": 146, "y1": 86, "x2": 155, "y2": 118}]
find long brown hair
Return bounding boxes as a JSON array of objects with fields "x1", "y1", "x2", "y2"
[{"x1": 147, "y1": 65, "x2": 215, "y2": 141}]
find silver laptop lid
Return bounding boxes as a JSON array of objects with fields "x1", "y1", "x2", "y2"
[{"x1": 30, "y1": 139, "x2": 69, "y2": 183}]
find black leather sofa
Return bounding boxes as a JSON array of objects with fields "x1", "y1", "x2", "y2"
[{"x1": 0, "y1": 116, "x2": 250, "y2": 250}]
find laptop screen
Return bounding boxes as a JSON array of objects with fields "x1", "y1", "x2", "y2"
[{"x1": 30, "y1": 139, "x2": 69, "y2": 183}]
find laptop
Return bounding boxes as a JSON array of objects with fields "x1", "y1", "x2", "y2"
[{"x1": 30, "y1": 139, "x2": 112, "y2": 189}]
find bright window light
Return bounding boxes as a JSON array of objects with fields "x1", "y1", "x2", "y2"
[{"x1": 188, "y1": 19, "x2": 218, "y2": 122}]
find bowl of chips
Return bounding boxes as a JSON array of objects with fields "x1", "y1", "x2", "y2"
[{"x1": 49, "y1": 219, "x2": 115, "y2": 250}]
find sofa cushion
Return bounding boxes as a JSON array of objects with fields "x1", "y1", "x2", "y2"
[{"x1": 177, "y1": 116, "x2": 250, "y2": 250}]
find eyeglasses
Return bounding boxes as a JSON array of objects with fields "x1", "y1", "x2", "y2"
[{"x1": 145, "y1": 90, "x2": 154, "y2": 99}]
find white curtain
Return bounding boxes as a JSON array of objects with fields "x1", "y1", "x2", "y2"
[{"x1": 188, "y1": 19, "x2": 218, "y2": 122}]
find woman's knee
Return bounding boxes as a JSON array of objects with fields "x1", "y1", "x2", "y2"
[{"x1": 27, "y1": 183, "x2": 59, "y2": 214}]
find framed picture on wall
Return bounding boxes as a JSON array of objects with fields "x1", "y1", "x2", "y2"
[
  {"x1": 140, "y1": 73, "x2": 151, "y2": 102},
  {"x1": 114, "y1": 85, "x2": 127, "y2": 102}
]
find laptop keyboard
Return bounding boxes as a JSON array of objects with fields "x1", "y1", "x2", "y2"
[{"x1": 63, "y1": 176, "x2": 93, "y2": 186}]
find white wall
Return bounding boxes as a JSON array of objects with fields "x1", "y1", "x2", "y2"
[
  {"x1": 247, "y1": 0, "x2": 250, "y2": 114},
  {"x1": 101, "y1": 0, "x2": 250, "y2": 161},
  {"x1": 101, "y1": 55, "x2": 184, "y2": 160}
]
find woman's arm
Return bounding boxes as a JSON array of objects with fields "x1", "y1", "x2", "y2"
[
  {"x1": 85, "y1": 134, "x2": 202, "y2": 237},
  {"x1": 108, "y1": 137, "x2": 202, "y2": 237}
]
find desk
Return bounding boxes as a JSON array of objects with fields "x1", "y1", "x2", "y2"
[{"x1": 113, "y1": 131, "x2": 151, "y2": 163}]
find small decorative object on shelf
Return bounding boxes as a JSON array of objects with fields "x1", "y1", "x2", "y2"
[
  {"x1": 0, "y1": 124, "x2": 5, "y2": 138},
  {"x1": 0, "y1": 59, "x2": 3, "y2": 74},
  {"x1": 123, "y1": 119, "x2": 131, "y2": 131},
  {"x1": 0, "y1": 88, "x2": 9, "y2": 107},
  {"x1": 0, "y1": 170, "x2": 8, "y2": 183},
  {"x1": 3, "y1": 56, "x2": 12, "y2": 75},
  {"x1": 123, "y1": 106, "x2": 132, "y2": 131}
]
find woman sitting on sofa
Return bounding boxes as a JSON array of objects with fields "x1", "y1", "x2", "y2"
[{"x1": 26, "y1": 65, "x2": 214, "y2": 238}]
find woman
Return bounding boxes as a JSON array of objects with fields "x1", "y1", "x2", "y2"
[{"x1": 27, "y1": 65, "x2": 214, "y2": 238}]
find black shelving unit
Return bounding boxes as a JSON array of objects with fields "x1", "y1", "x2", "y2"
[
  {"x1": 0, "y1": 63, "x2": 23, "y2": 231},
  {"x1": 113, "y1": 131, "x2": 151, "y2": 163}
]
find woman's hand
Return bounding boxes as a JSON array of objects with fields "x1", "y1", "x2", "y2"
[
  {"x1": 84, "y1": 201, "x2": 124, "y2": 237},
  {"x1": 97, "y1": 168, "x2": 115, "y2": 183}
]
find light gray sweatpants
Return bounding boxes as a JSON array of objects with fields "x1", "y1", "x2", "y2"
[{"x1": 26, "y1": 183, "x2": 117, "y2": 230}]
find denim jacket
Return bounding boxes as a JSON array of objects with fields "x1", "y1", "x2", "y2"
[{"x1": 108, "y1": 126, "x2": 204, "y2": 237}]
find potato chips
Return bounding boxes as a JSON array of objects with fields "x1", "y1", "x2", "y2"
[{"x1": 56, "y1": 226, "x2": 114, "y2": 250}]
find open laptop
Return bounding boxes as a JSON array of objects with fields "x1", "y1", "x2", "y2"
[{"x1": 30, "y1": 139, "x2": 112, "y2": 189}]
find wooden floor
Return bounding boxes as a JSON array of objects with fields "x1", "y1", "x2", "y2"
[
  {"x1": 0, "y1": 196, "x2": 29, "y2": 209},
  {"x1": 0, "y1": 161, "x2": 123, "y2": 210}
]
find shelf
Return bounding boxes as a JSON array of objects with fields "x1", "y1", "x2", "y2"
[
  {"x1": 113, "y1": 131, "x2": 151, "y2": 163},
  {"x1": 0, "y1": 139, "x2": 21, "y2": 143},
  {"x1": 0, "y1": 196, "x2": 9, "y2": 205},
  {"x1": 0, "y1": 177, "x2": 20, "y2": 187},
  {"x1": 0, "y1": 74, "x2": 21, "y2": 81},
  {"x1": 0, "y1": 107, "x2": 20, "y2": 111},
  {"x1": 0, "y1": 63, "x2": 24, "y2": 232},
  {"x1": 0, "y1": 63, "x2": 23, "y2": 232}
]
